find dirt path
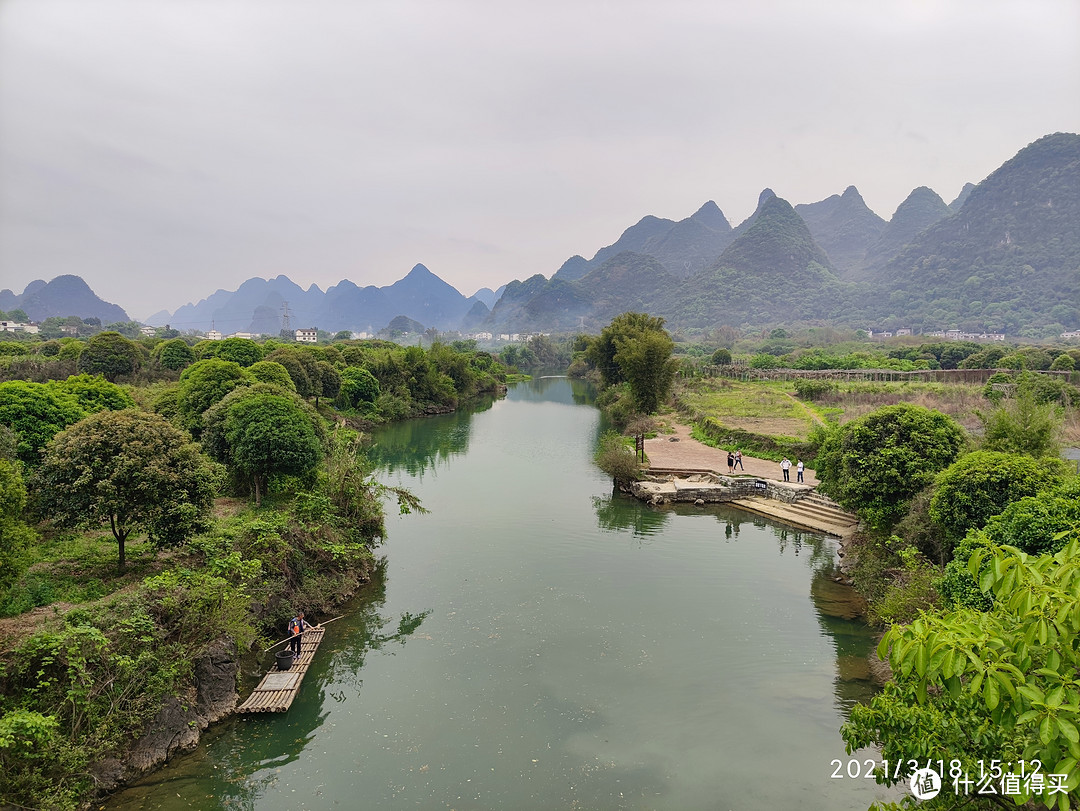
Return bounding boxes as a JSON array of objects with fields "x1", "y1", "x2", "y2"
[
  {"x1": 784, "y1": 391, "x2": 828, "y2": 427},
  {"x1": 643, "y1": 423, "x2": 818, "y2": 486}
]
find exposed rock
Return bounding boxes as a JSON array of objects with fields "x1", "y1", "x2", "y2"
[{"x1": 90, "y1": 640, "x2": 239, "y2": 793}]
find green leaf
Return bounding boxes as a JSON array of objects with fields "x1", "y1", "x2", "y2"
[{"x1": 1057, "y1": 718, "x2": 1079, "y2": 744}]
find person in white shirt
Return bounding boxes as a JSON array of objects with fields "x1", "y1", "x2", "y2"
[
  {"x1": 796, "y1": 459, "x2": 804, "y2": 483},
  {"x1": 780, "y1": 457, "x2": 791, "y2": 482}
]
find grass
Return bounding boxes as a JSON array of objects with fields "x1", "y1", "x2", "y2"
[
  {"x1": 0, "y1": 531, "x2": 165, "y2": 617},
  {"x1": 675, "y1": 378, "x2": 818, "y2": 439}
]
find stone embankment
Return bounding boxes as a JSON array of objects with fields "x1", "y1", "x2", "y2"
[{"x1": 636, "y1": 425, "x2": 857, "y2": 539}]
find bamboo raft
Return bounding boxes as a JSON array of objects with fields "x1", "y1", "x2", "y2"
[{"x1": 236, "y1": 627, "x2": 325, "y2": 713}]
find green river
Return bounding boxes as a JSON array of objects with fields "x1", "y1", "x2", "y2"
[{"x1": 108, "y1": 376, "x2": 896, "y2": 810}]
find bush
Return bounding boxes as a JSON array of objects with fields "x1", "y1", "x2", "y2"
[
  {"x1": 792, "y1": 378, "x2": 836, "y2": 401},
  {"x1": 594, "y1": 431, "x2": 642, "y2": 484}
]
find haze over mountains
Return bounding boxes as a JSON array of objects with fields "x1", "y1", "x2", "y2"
[{"x1": 5, "y1": 133, "x2": 1078, "y2": 338}]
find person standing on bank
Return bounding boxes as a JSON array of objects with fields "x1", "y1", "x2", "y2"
[
  {"x1": 796, "y1": 459, "x2": 804, "y2": 483},
  {"x1": 780, "y1": 457, "x2": 792, "y2": 482},
  {"x1": 727, "y1": 450, "x2": 735, "y2": 474},
  {"x1": 735, "y1": 450, "x2": 744, "y2": 471},
  {"x1": 289, "y1": 611, "x2": 311, "y2": 659}
]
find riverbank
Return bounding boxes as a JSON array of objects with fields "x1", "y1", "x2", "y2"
[{"x1": 637, "y1": 423, "x2": 858, "y2": 540}]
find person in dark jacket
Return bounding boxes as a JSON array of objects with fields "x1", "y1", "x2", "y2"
[{"x1": 288, "y1": 611, "x2": 310, "y2": 658}]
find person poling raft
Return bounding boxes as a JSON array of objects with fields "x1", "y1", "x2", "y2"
[{"x1": 261, "y1": 612, "x2": 345, "y2": 654}]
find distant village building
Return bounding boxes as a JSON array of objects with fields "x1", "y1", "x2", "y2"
[
  {"x1": 470, "y1": 332, "x2": 493, "y2": 341},
  {"x1": 295, "y1": 327, "x2": 318, "y2": 343},
  {"x1": 351, "y1": 331, "x2": 371, "y2": 340},
  {"x1": 1062, "y1": 330, "x2": 1080, "y2": 339},
  {"x1": 140, "y1": 325, "x2": 157, "y2": 337},
  {"x1": 927, "y1": 329, "x2": 1006, "y2": 342},
  {"x1": 227, "y1": 332, "x2": 257, "y2": 340},
  {"x1": 0, "y1": 320, "x2": 38, "y2": 334},
  {"x1": 206, "y1": 329, "x2": 223, "y2": 341},
  {"x1": 896, "y1": 329, "x2": 912, "y2": 336}
]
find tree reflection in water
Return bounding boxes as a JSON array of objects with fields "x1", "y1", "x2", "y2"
[{"x1": 159, "y1": 560, "x2": 433, "y2": 811}]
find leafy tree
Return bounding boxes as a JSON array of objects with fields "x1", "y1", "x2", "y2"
[
  {"x1": 929, "y1": 450, "x2": 1064, "y2": 545},
  {"x1": 0, "y1": 381, "x2": 86, "y2": 465},
  {"x1": 586, "y1": 312, "x2": 669, "y2": 387},
  {"x1": 613, "y1": 329, "x2": 679, "y2": 413},
  {"x1": 246, "y1": 360, "x2": 296, "y2": 391},
  {"x1": 175, "y1": 358, "x2": 248, "y2": 433},
  {"x1": 844, "y1": 540, "x2": 1080, "y2": 810},
  {"x1": 939, "y1": 480, "x2": 1080, "y2": 609},
  {"x1": 32, "y1": 410, "x2": 220, "y2": 570},
  {"x1": 204, "y1": 388, "x2": 325, "y2": 505},
  {"x1": 203, "y1": 337, "x2": 263, "y2": 367},
  {"x1": 76, "y1": 331, "x2": 141, "y2": 381},
  {"x1": 979, "y1": 380, "x2": 1064, "y2": 458},
  {"x1": 816, "y1": 404, "x2": 966, "y2": 531},
  {"x1": 338, "y1": 367, "x2": 380, "y2": 409},
  {"x1": 1050, "y1": 353, "x2": 1076, "y2": 372},
  {"x1": 710, "y1": 348, "x2": 732, "y2": 365},
  {"x1": 153, "y1": 338, "x2": 196, "y2": 371},
  {"x1": 315, "y1": 361, "x2": 341, "y2": 407},
  {"x1": 264, "y1": 347, "x2": 319, "y2": 399},
  {"x1": 47, "y1": 374, "x2": 135, "y2": 413},
  {"x1": 0, "y1": 459, "x2": 34, "y2": 588}
]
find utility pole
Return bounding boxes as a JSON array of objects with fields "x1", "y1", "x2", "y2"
[{"x1": 281, "y1": 302, "x2": 291, "y2": 333}]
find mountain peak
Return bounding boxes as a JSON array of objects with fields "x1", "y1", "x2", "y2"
[
  {"x1": 757, "y1": 188, "x2": 777, "y2": 208},
  {"x1": 690, "y1": 200, "x2": 732, "y2": 232},
  {"x1": 406, "y1": 263, "x2": 435, "y2": 278}
]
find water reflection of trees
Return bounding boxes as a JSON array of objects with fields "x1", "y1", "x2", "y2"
[
  {"x1": 592, "y1": 490, "x2": 671, "y2": 538},
  {"x1": 509, "y1": 375, "x2": 596, "y2": 406},
  {"x1": 196, "y1": 560, "x2": 431, "y2": 811},
  {"x1": 363, "y1": 402, "x2": 483, "y2": 477}
]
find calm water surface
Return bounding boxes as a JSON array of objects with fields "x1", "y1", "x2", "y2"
[{"x1": 109, "y1": 377, "x2": 893, "y2": 810}]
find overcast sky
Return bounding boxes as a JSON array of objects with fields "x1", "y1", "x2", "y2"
[{"x1": 1, "y1": 0, "x2": 1078, "y2": 321}]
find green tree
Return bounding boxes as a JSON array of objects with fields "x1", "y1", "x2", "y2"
[
  {"x1": 613, "y1": 329, "x2": 679, "y2": 413},
  {"x1": 1050, "y1": 353, "x2": 1076, "y2": 372},
  {"x1": 205, "y1": 389, "x2": 325, "y2": 505},
  {"x1": 175, "y1": 358, "x2": 248, "y2": 433},
  {"x1": 76, "y1": 331, "x2": 141, "y2": 381},
  {"x1": 337, "y1": 367, "x2": 380, "y2": 409},
  {"x1": 0, "y1": 381, "x2": 86, "y2": 465},
  {"x1": 710, "y1": 348, "x2": 732, "y2": 365},
  {"x1": 264, "y1": 347, "x2": 319, "y2": 399},
  {"x1": 816, "y1": 404, "x2": 966, "y2": 531},
  {"x1": 245, "y1": 360, "x2": 295, "y2": 391},
  {"x1": 844, "y1": 540, "x2": 1080, "y2": 810},
  {"x1": 586, "y1": 312, "x2": 669, "y2": 387},
  {"x1": 153, "y1": 338, "x2": 196, "y2": 371},
  {"x1": 979, "y1": 380, "x2": 1064, "y2": 458},
  {"x1": 47, "y1": 374, "x2": 135, "y2": 413},
  {"x1": 0, "y1": 459, "x2": 35, "y2": 588},
  {"x1": 929, "y1": 450, "x2": 1064, "y2": 546},
  {"x1": 203, "y1": 337, "x2": 263, "y2": 367},
  {"x1": 315, "y1": 361, "x2": 341, "y2": 407},
  {"x1": 32, "y1": 410, "x2": 220, "y2": 570}
]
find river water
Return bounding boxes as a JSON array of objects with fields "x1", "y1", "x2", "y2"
[{"x1": 108, "y1": 376, "x2": 894, "y2": 810}]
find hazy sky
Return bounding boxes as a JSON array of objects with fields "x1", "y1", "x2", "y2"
[{"x1": 2, "y1": 0, "x2": 1078, "y2": 320}]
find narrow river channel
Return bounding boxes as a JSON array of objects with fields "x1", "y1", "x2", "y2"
[{"x1": 109, "y1": 376, "x2": 894, "y2": 810}]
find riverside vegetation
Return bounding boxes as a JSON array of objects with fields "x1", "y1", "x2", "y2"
[
  {"x1": 0, "y1": 331, "x2": 509, "y2": 810},
  {"x1": 579, "y1": 316, "x2": 1080, "y2": 810}
]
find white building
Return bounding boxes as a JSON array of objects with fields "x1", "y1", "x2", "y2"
[
  {"x1": 295, "y1": 327, "x2": 318, "y2": 343},
  {"x1": 206, "y1": 329, "x2": 223, "y2": 341},
  {"x1": 140, "y1": 325, "x2": 157, "y2": 337},
  {"x1": 0, "y1": 320, "x2": 38, "y2": 334}
]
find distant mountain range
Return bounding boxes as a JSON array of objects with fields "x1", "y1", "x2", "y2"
[
  {"x1": 6, "y1": 133, "x2": 1078, "y2": 338},
  {"x1": 0, "y1": 275, "x2": 129, "y2": 324}
]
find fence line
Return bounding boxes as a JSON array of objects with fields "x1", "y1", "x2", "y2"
[{"x1": 700, "y1": 366, "x2": 1077, "y2": 385}]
